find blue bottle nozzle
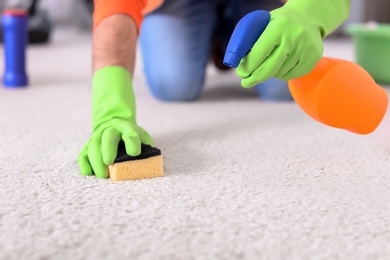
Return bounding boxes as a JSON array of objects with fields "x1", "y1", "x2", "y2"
[{"x1": 223, "y1": 10, "x2": 271, "y2": 68}]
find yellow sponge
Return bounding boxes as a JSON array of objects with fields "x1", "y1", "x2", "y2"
[{"x1": 108, "y1": 141, "x2": 163, "y2": 181}]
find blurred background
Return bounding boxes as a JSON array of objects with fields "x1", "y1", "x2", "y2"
[
  {"x1": 38, "y1": 0, "x2": 93, "y2": 30},
  {"x1": 1, "y1": 0, "x2": 389, "y2": 33},
  {"x1": 0, "y1": 0, "x2": 390, "y2": 84},
  {"x1": 1, "y1": 0, "x2": 390, "y2": 37}
]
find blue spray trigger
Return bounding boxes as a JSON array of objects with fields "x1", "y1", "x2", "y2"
[{"x1": 223, "y1": 10, "x2": 271, "y2": 68}]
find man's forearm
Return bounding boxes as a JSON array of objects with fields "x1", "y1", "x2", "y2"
[{"x1": 93, "y1": 14, "x2": 137, "y2": 74}]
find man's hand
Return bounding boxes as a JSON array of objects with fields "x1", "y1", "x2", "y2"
[
  {"x1": 236, "y1": 0, "x2": 350, "y2": 88},
  {"x1": 237, "y1": 7, "x2": 323, "y2": 88},
  {"x1": 78, "y1": 119, "x2": 153, "y2": 178},
  {"x1": 78, "y1": 66, "x2": 153, "y2": 178},
  {"x1": 78, "y1": 14, "x2": 150, "y2": 178}
]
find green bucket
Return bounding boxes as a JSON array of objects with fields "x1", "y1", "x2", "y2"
[{"x1": 347, "y1": 23, "x2": 390, "y2": 84}]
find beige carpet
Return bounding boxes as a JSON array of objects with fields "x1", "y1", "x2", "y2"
[{"x1": 1, "y1": 28, "x2": 390, "y2": 260}]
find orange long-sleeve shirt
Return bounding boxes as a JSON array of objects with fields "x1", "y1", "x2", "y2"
[{"x1": 93, "y1": 0, "x2": 163, "y2": 31}]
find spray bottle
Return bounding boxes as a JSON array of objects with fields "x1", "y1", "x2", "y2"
[{"x1": 224, "y1": 10, "x2": 388, "y2": 135}]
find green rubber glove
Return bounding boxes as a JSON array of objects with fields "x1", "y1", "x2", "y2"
[
  {"x1": 237, "y1": 0, "x2": 350, "y2": 88},
  {"x1": 78, "y1": 66, "x2": 154, "y2": 178}
]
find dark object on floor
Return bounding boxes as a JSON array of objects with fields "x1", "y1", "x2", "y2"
[
  {"x1": 82, "y1": 0, "x2": 94, "y2": 14},
  {"x1": 210, "y1": 3, "x2": 234, "y2": 71},
  {"x1": 0, "y1": 0, "x2": 52, "y2": 44}
]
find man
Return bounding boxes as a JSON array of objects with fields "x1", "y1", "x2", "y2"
[{"x1": 78, "y1": 0, "x2": 350, "y2": 178}]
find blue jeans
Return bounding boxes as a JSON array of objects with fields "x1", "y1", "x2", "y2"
[{"x1": 140, "y1": 0, "x2": 293, "y2": 102}]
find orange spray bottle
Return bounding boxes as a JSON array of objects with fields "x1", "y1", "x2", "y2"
[{"x1": 224, "y1": 11, "x2": 388, "y2": 135}]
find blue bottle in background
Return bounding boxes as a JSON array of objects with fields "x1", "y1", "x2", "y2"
[{"x1": 2, "y1": 9, "x2": 29, "y2": 88}]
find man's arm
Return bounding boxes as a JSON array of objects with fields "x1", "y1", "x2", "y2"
[
  {"x1": 93, "y1": 14, "x2": 137, "y2": 74},
  {"x1": 78, "y1": 1, "x2": 154, "y2": 178},
  {"x1": 92, "y1": 0, "x2": 146, "y2": 72}
]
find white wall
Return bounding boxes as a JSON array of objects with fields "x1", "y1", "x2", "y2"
[
  {"x1": 40, "y1": 0, "x2": 74, "y2": 23},
  {"x1": 344, "y1": 0, "x2": 365, "y2": 26},
  {"x1": 39, "y1": 0, "x2": 366, "y2": 31},
  {"x1": 39, "y1": 0, "x2": 92, "y2": 28}
]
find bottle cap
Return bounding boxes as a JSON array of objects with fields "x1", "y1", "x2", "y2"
[
  {"x1": 3, "y1": 9, "x2": 28, "y2": 16},
  {"x1": 223, "y1": 52, "x2": 242, "y2": 68}
]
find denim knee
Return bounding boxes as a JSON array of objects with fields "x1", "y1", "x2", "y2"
[
  {"x1": 146, "y1": 72, "x2": 204, "y2": 102},
  {"x1": 255, "y1": 78, "x2": 294, "y2": 101}
]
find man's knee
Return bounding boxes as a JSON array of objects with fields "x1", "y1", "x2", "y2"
[
  {"x1": 255, "y1": 78, "x2": 293, "y2": 101},
  {"x1": 146, "y1": 72, "x2": 204, "y2": 102}
]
